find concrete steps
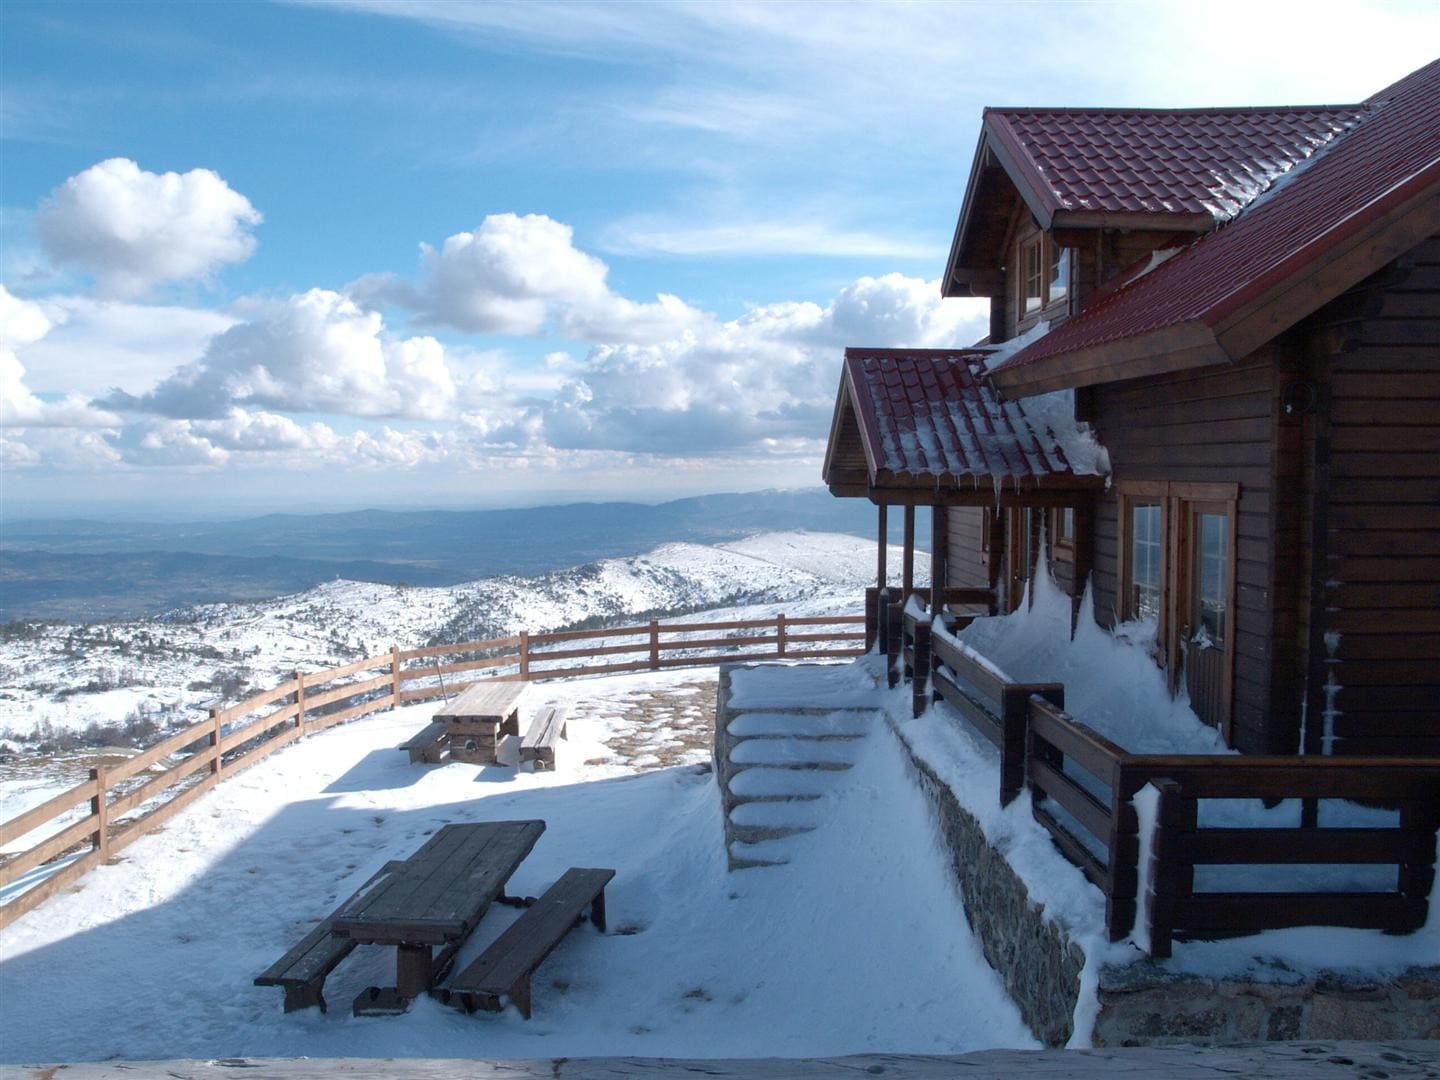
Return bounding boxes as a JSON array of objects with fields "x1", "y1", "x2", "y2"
[{"x1": 714, "y1": 662, "x2": 883, "y2": 871}]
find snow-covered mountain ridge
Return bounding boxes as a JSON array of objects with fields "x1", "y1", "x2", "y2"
[{"x1": 0, "y1": 530, "x2": 912, "y2": 745}]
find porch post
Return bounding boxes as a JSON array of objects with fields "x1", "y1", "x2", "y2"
[
  {"x1": 902, "y1": 505, "x2": 915, "y2": 603},
  {"x1": 930, "y1": 506, "x2": 948, "y2": 615},
  {"x1": 876, "y1": 503, "x2": 889, "y2": 589}
]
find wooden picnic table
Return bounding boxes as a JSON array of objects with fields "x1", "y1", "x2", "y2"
[
  {"x1": 432, "y1": 681, "x2": 529, "y2": 763},
  {"x1": 330, "y1": 820, "x2": 545, "y2": 1008}
]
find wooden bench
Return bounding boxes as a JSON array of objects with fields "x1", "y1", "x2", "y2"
[
  {"x1": 520, "y1": 707, "x2": 568, "y2": 771},
  {"x1": 398, "y1": 720, "x2": 449, "y2": 764},
  {"x1": 255, "y1": 861, "x2": 402, "y2": 1012},
  {"x1": 437, "y1": 866, "x2": 614, "y2": 1019}
]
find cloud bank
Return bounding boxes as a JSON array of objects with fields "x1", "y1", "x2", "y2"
[{"x1": 9, "y1": 175, "x2": 987, "y2": 481}]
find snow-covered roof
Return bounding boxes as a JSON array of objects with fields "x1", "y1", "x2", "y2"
[
  {"x1": 823, "y1": 348, "x2": 1108, "y2": 499},
  {"x1": 987, "y1": 105, "x2": 1363, "y2": 225},
  {"x1": 988, "y1": 59, "x2": 1440, "y2": 397}
]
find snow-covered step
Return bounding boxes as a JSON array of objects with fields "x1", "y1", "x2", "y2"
[
  {"x1": 715, "y1": 662, "x2": 885, "y2": 871},
  {"x1": 726, "y1": 711, "x2": 871, "y2": 739},
  {"x1": 727, "y1": 766, "x2": 845, "y2": 800},
  {"x1": 728, "y1": 737, "x2": 860, "y2": 769},
  {"x1": 730, "y1": 799, "x2": 831, "y2": 830},
  {"x1": 727, "y1": 836, "x2": 800, "y2": 869},
  {"x1": 723, "y1": 663, "x2": 885, "y2": 712}
]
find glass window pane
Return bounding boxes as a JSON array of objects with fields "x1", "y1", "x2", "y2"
[
  {"x1": 1129, "y1": 503, "x2": 1161, "y2": 620},
  {"x1": 1049, "y1": 246, "x2": 1070, "y2": 303},
  {"x1": 1058, "y1": 507, "x2": 1074, "y2": 541},
  {"x1": 1194, "y1": 512, "x2": 1228, "y2": 645},
  {"x1": 1022, "y1": 242, "x2": 1043, "y2": 313}
]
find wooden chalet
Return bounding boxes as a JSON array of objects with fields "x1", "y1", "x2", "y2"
[{"x1": 825, "y1": 59, "x2": 1440, "y2": 759}]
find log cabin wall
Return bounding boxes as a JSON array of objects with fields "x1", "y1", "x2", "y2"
[
  {"x1": 945, "y1": 506, "x2": 994, "y2": 599},
  {"x1": 1088, "y1": 352, "x2": 1282, "y2": 754},
  {"x1": 1300, "y1": 235, "x2": 1440, "y2": 757}
]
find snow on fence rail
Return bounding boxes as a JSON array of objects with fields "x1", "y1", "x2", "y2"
[
  {"x1": 0, "y1": 612, "x2": 864, "y2": 930},
  {"x1": 896, "y1": 599, "x2": 1440, "y2": 957}
]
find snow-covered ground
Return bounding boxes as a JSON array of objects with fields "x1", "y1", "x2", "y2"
[
  {"x1": 0, "y1": 530, "x2": 915, "y2": 745},
  {"x1": 2, "y1": 541, "x2": 1429, "y2": 1064},
  {"x1": 0, "y1": 665, "x2": 1033, "y2": 1064}
]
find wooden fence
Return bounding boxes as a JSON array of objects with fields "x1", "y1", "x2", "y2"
[
  {"x1": 903, "y1": 601, "x2": 1440, "y2": 957},
  {"x1": 0, "y1": 612, "x2": 864, "y2": 931}
]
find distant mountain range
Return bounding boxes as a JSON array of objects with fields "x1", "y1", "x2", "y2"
[
  {"x1": 1, "y1": 489, "x2": 922, "y2": 620},
  {"x1": 0, "y1": 529, "x2": 917, "y2": 747}
]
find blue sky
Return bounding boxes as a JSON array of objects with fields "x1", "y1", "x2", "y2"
[{"x1": 3, "y1": 1, "x2": 1437, "y2": 517}]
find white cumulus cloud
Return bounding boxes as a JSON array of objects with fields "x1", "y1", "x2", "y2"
[
  {"x1": 533, "y1": 272, "x2": 986, "y2": 454},
  {"x1": 108, "y1": 289, "x2": 461, "y2": 420},
  {"x1": 37, "y1": 158, "x2": 262, "y2": 297},
  {"x1": 352, "y1": 212, "x2": 703, "y2": 344},
  {"x1": 0, "y1": 285, "x2": 122, "y2": 428}
]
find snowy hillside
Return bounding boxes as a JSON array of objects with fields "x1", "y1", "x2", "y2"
[{"x1": 0, "y1": 530, "x2": 915, "y2": 746}]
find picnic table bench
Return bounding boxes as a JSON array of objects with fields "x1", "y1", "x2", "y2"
[
  {"x1": 398, "y1": 720, "x2": 450, "y2": 764},
  {"x1": 438, "y1": 866, "x2": 613, "y2": 1018},
  {"x1": 520, "y1": 706, "x2": 567, "y2": 771},
  {"x1": 254, "y1": 860, "x2": 403, "y2": 1012},
  {"x1": 431, "y1": 681, "x2": 529, "y2": 764}
]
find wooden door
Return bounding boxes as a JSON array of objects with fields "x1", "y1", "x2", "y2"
[{"x1": 1176, "y1": 502, "x2": 1235, "y2": 739}]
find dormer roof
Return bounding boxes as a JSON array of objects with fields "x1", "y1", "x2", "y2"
[
  {"x1": 988, "y1": 59, "x2": 1440, "y2": 396},
  {"x1": 944, "y1": 102, "x2": 1364, "y2": 296}
]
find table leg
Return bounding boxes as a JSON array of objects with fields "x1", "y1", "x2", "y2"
[{"x1": 396, "y1": 944, "x2": 434, "y2": 998}]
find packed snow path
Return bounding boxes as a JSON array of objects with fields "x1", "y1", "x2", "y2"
[
  {"x1": 716, "y1": 662, "x2": 889, "y2": 869},
  {"x1": 0, "y1": 666, "x2": 1034, "y2": 1063}
]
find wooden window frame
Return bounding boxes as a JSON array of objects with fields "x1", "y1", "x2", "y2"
[
  {"x1": 1014, "y1": 232, "x2": 1073, "y2": 323},
  {"x1": 1116, "y1": 481, "x2": 1169, "y2": 640},
  {"x1": 1116, "y1": 480, "x2": 1240, "y2": 741},
  {"x1": 1171, "y1": 492, "x2": 1239, "y2": 745},
  {"x1": 1019, "y1": 237, "x2": 1044, "y2": 315}
]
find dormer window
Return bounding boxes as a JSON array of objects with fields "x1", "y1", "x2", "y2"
[
  {"x1": 1017, "y1": 234, "x2": 1071, "y2": 318},
  {"x1": 1049, "y1": 245, "x2": 1070, "y2": 303},
  {"x1": 1021, "y1": 239, "x2": 1044, "y2": 313}
]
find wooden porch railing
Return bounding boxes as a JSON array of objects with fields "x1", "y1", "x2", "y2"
[
  {"x1": 902, "y1": 600, "x2": 1440, "y2": 957},
  {"x1": 0, "y1": 611, "x2": 864, "y2": 931}
]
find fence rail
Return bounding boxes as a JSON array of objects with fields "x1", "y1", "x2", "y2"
[
  {"x1": 0, "y1": 611, "x2": 863, "y2": 931},
  {"x1": 901, "y1": 599, "x2": 1440, "y2": 956}
]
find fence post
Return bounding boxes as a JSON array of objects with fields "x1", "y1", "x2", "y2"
[
  {"x1": 293, "y1": 670, "x2": 308, "y2": 736},
  {"x1": 649, "y1": 619, "x2": 660, "y2": 669},
  {"x1": 864, "y1": 587, "x2": 879, "y2": 651},
  {"x1": 910, "y1": 618, "x2": 931, "y2": 719},
  {"x1": 1107, "y1": 761, "x2": 1140, "y2": 942},
  {"x1": 1145, "y1": 778, "x2": 1188, "y2": 958},
  {"x1": 877, "y1": 588, "x2": 896, "y2": 685},
  {"x1": 209, "y1": 706, "x2": 224, "y2": 778},
  {"x1": 1398, "y1": 801, "x2": 1439, "y2": 922},
  {"x1": 776, "y1": 614, "x2": 787, "y2": 658},
  {"x1": 90, "y1": 767, "x2": 109, "y2": 861},
  {"x1": 390, "y1": 646, "x2": 401, "y2": 707},
  {"x1": 519, "y1": 631, "x2": 530, "y2": 680}
]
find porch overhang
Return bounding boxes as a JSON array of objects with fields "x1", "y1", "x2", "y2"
[{"x1": 821, "y1": 347, "x2": 1109, "y2": 505}]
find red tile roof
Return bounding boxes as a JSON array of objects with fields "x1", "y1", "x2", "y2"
[
  {"x1": 988, "y1": 106, "x2": 1363, "y2": 222},
  {"x1": 842, "y1": 348, "x2": 1102, "y2": 487},
  {"x1": 991, "y1": 59, "x2": 1440, "y2": 391}
]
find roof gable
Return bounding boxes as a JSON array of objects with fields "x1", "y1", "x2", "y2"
[
  {"x1": 945, "y1": 104, "x2": 1363, "y2": 296},
  {"x1": 989, "y1": 59, "x2": 1440, "y2": 396}
]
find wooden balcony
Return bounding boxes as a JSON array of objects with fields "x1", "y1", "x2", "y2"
[{"x1": 896, "y1": 596, "x2": 1440, "y2": 957}]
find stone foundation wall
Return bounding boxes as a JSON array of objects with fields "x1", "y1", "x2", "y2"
[
  {"x1": 1095, "y1": 964, "x2": 1440, "y2": 1045},
  {"x1": 885, "y1": 714, "x2": 1440, "y2": 1047},
  {"x1": 885, "y1": 714, "x2": 1085, "y2": 1046}
]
